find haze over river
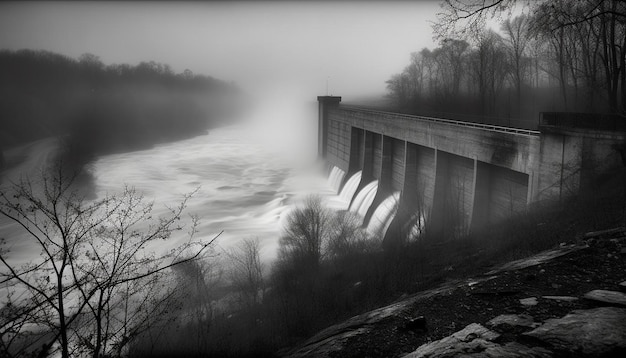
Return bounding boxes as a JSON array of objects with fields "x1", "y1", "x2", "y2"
[{"x1": 0, "y1": 94, "x2": 337, "y2": 269}]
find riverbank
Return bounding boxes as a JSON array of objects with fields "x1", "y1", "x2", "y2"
[{"x1": 285, "y1": 227, "x2": 626, "y2": 357}]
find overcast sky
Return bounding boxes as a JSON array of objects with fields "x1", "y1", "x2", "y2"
[{"x1": 0, "y1": 1, "x2": 442, "y2": 100}]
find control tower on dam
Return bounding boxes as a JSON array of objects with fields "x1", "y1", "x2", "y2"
[{"x1": 318, "y1": 95, "x2": 626, "y2": 241}]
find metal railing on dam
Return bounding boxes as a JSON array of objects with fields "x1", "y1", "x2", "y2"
[
  {"x1": 319, "y1": 96, "x2": 626, "y2": 241},
  {"x1": 339, "y1": 105, "x2": 541, "y2": 137}
]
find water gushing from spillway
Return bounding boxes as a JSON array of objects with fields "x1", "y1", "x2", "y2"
[
  {"x1": 338, "y1": 171, "x2": 362, "y2": 207},
  {"x1": 407, "y1": 213, "x2": 426, "y2": 241},
  {"x1": 327, "y1": 166, "x2": 345, "y2": 194},
  {"x1": 349, "y1": 180, "x2": 378, "y2": 221},
  {"x1": 367, "y1": 191, "x2": 400, "y2": 238}
]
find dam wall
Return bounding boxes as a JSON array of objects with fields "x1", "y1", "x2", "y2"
[{"x1": 318, "y1": 96, "x2": 626, "y2": 241}]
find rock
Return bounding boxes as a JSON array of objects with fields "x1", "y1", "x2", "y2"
[
  {"x1": 520, "y1": 297, "x2": 538, "y2": 306},
  {"x1": 584, "y1": 289, "x2": 626, "y2": 307},
  {"x1": 403, "y1": 323, "x2": 550, "y2": 358},
  {"x1": 486, "y1": 246, "x2": 583, "y2": 275},
  {"x1": 476, "y1": 342, "x2": 552, "y2": 358},
  {"x1": 583, "y1": 227, "x2": 626, "y2": 239},
  {"x1": 525, "y1": 307, "x2": 626, "y2": 357},
  {"x1": 542, "y1": 295, "x2": 578, "y2": 302},
  {"x1": 487, "y1": 314, "x2": 539, "y2": 330},
  {"x1": 402, "y1": 323, "x2": 498, "y2": 358}
]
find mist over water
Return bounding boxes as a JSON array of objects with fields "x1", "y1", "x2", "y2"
[
  {"x1": 91, "y1": 94, "x2": 335, "y2": 262},
  {"x1": 0, "y1": 93, "x2": 334, "y2": 267}
]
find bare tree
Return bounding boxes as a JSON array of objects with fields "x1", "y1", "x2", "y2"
[
  {"x1": 437, "y1": 0, "x2": 626, "y2": 114},
  {"x1": 434, "y1": 0, "x2": 520, "y2": 38},
  {"x1": 468, "y1": 29, "x2": 509, "y2": 115},
  {"x1": 278, "y1": 195, "x2": 371, "y2": 269},
  {"x1": 279, "y1": 195, "x2": 332, "y2": 269},
  {"x1": 432, "y1": 39, "x2": 470, "y2": 101},
  {"x1": 227, "y1": 238, "x2": 264, "y2": 309},
  {"x1": 502, "y1": 14, "x2": 532, "y2": 113},
  {"x1": 386, "y1": 73, "x2": 411, "y2": 108},
  {"x1": 0, "y1": 169, "x2": 217, "y2": 358},
  {"x1": 326, "y1": 211, "x2": 370, "y2": 259},
  {"x1": 172, "y1": 258, "x2": 222, "y2": 354}
]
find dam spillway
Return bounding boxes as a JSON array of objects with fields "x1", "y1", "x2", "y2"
[{"x1": 318, "y1": 96, "x2": 626, "y2": 242}]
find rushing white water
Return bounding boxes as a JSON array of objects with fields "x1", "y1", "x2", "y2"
[
  {"x1": 367, "y1": 191, "x2": 400, "y2": 238},
  {"x1": 339, "y1": 171, "x2": 361, "y2": 206},
  {"x1": 91, "y1": 125, "x2": 318, "y2": 262},
  {"x1": 327, "y1": 166, "x2": 345, "y2": 194},
  {"x1": 0, "y1": 96, "x2": 333, "y2": 268},
  {"x1": 349, "y1": 180, "x2": 378, "y2": 220},
  {"x1": 408, "y1": 213, "x2": 426, "y2": 241}
]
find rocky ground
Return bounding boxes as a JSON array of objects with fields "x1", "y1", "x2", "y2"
[{"x1": 285, "y1": 227, "x2": 626, "y2": 357}]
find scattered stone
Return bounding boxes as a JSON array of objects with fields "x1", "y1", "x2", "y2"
[
  {"x1": 584, "y1": 289, "x2": 626, "y2": 307},
  {"x1": 520, "y1": 297, "x2": 538, "y2": 306},
  {"x1": 487, "y1": 314, "x2": 539, "y2": 330},
  {"x1": 524, "y1": 307, "x2": 626, "y2": 356},
  {"x1": 402, "y1": 323, "x2": 498, "y2": 358},
  {"x1": 542, "y1": 295, "x2": 578, "y2": 302},
  {"x1": 399, "y1": 316, "x2": 426, "y2": 332},
  {"x1": 620, "y1": 281, "x2": 626, "y2": 293},
  {"x1": 403, "y1": 323, "x2": 550, "y2": 358}
]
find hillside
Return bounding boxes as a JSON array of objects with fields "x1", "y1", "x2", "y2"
[{"x1": 285, "y1": 228, "x2": 626, "y2": 357}]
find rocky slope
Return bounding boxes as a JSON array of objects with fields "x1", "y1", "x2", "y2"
[{"x1": 285, "y1": 227, "x2": 626, "y2": 357}]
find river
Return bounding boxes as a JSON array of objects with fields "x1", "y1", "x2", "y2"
[{"x1": 0, "y1": 97, "x2": 336, "y2": 270}]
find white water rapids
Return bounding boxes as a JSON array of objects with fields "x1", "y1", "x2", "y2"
[
  {"x1": 0, "y1": 96, "x2": 337, "y2": 271},
  {"x1": 0, "y1": 94, "x2": 404, "y2": 282}
]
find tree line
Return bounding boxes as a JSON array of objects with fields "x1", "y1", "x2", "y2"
[
  {"x1": 387, "y1": 0, "x2": 626, "y2": 128},
  {"x1": 0, "y1": 49, "x2": 244, "y2": 170}
]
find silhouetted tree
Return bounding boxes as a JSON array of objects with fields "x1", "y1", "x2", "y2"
[
  {"x1": 227, "y1": 238, "x2": 265, "y2": 309},
  {"x1": 432, "y1": 0, "x2": 626, "y2": 115},
  {"x1": 0, "y1": 168, "x2": 216, "y2": 358},
  {"x1": 502, "y1": 14, "x2": 532, "y2": 114}
]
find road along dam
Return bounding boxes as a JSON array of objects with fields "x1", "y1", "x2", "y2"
[{"x1": 318, "y1": 96, "x2": 626, "y2": 242}]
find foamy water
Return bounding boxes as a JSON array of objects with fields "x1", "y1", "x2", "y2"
[
  {"x1": 0, "y1": 97, "x2": 334, "y2": 270},
  {"x1": 90, "y1": 122, "x2": 331, "y2": 262},
  {"x1": 0, "y1": 93, "x2": 403, "y2": 283}
]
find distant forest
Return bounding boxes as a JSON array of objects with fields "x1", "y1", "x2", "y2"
[
  {"x1": 0, "y1": 49, "x2": 243, "y2": 167},
  {"x1": 386, "y1": 0, "x2": 626, "y2": 129}
]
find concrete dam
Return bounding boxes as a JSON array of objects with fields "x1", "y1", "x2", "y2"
[{"x1": 318, "y1": 96, "x2": 626, "y2": 242}]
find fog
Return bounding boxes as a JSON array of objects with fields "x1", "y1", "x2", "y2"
[
  {"x1": 0, "y1": 2, "x2": 444, "y2": 356},
  {"x1": 0, "y1": 1, "x2": 439, "y2": 101}
]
